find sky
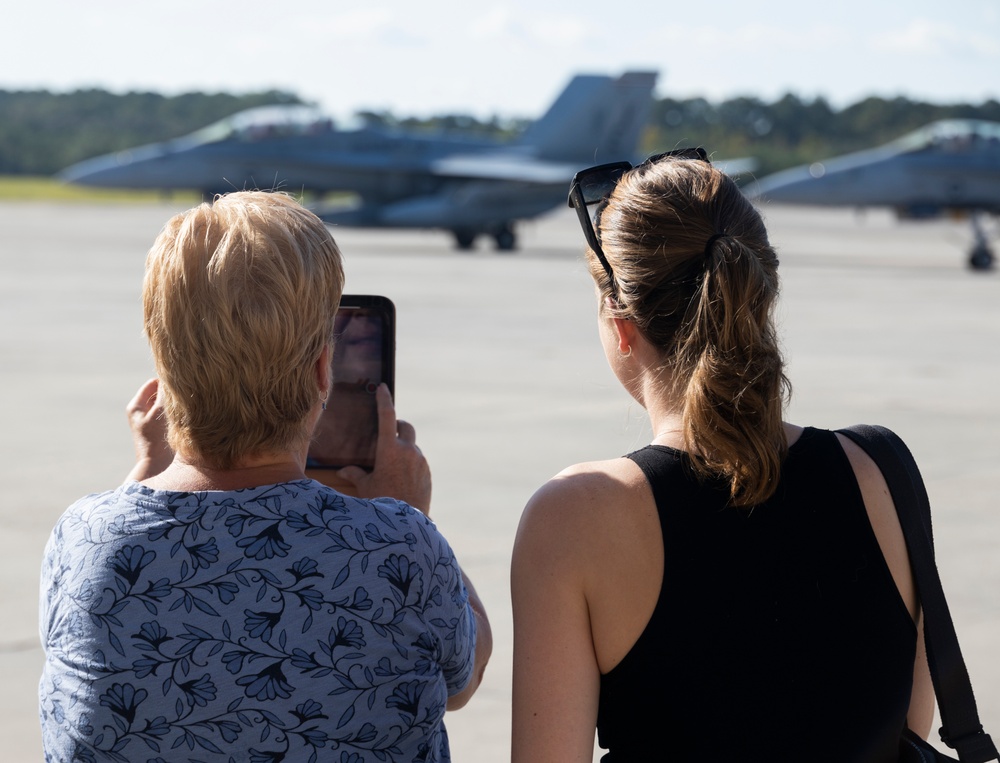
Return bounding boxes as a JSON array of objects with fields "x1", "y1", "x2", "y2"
[{"x1": 5, "y1": 1, "x2": 999, "y2": 121}]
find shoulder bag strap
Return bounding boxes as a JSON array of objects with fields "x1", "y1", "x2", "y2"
[{"x1": 839, "y1": 425, "x2": 997, "y2": 762}]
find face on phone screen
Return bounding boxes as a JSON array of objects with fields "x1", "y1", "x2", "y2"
[{"x1": 308, "y1": 297, "x2": 395, "y2": 470}]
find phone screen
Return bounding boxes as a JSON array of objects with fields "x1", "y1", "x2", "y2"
[{"x1": 308, "y1": 295, "x2": 395, "y2": 470}]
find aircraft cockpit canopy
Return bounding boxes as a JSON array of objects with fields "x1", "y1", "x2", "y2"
[
  {"x1": 187, "y1": 105, "x2": 334, "y2": 144},
  {"x1": 894, "y1": 119, "x2": 1000, "y2": 155}
]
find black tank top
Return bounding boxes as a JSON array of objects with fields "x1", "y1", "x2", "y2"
[{"x1": 597, "y1": 428, "x2": 916, "y2": 762}]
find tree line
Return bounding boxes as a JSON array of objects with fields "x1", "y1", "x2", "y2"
[
  {"x1": 1, "y1": 87, "x2": 999, "y2": 178},
  {"x1": 649, "y1": 94, "x2": 1000, "y2": 176},
  {"x1": 0, "y1": 89, "x2": 302, "y2": 176}
]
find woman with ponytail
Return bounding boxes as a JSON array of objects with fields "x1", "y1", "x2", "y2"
[{"x1": 511, "y1": 150, "x2": 933, "y2": 761}]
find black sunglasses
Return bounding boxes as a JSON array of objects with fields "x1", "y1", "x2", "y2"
[{"x1": 567, "y1": 147, "x2": 710, "y2": 295}]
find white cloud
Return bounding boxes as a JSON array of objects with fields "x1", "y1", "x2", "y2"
[
  {"x1": 633, "y1": 20, "x2": 856, "y2": 58},
  {"x1": 322, "y1": 9, "x2": 397, "y2": 41},
  {"x1": 872, "y1": 18, "x2": 1000, "y2": 57},
  {"x1": 469, "y1": 8, "x2": 590, "y2": 46},
  {"x1": 470, "y1": 7, "x2": 522, "y2": 39},
  {"x1": 525, "y1": 16, "x2": 591, "y2": 46}
]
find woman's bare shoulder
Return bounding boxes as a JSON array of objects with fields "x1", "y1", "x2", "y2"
[
  {"x1": 514, "y1": 457, "x2": 651, "y2": 565},
  {"x1": 525, "y1": 458, "x2": 647, "y2": 518},
  {"x1": 832, "y1": 431, "x2": 891, "y2": 494}
]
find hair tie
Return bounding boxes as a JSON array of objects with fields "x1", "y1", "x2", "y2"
[{"x1": 704, "y1": 232, "x2": 727, "y2": 257}]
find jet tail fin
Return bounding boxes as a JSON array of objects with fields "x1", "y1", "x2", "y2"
[{"x1": 517, "y1": 71, "x2": 657, "y2": 164}]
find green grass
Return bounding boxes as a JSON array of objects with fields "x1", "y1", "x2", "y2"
[{"x1": 0, "y1": 176, "x2": 200, "y2": 203}]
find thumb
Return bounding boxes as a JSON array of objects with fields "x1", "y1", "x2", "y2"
[{"x1": 336, "y1": 466, "x2": 367, "y2": 486}]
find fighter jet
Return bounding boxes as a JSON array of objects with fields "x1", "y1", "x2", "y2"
[
  {"x1": 746, "y1": 120, "x2": 1000, "y2": 270},
  {"x1": 60, "y1": 71, "x2": 657, "y2": 251}
]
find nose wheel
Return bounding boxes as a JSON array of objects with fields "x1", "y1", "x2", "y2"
[
  {"x1": 452, "y1": 223, "x2": 518, "y2": 252},
  {"x1": 968, "y1": 212, "x2": 995, "y2": 271},
  {"x1": 453, "y1": 230, "x2": 478, "y2": 251},
  {"x1": 969, "y1": 245, "x2": 995, "y2": 271},
  {"x1": 493, "y1": 222, "x2": 517, "y2": 252}
]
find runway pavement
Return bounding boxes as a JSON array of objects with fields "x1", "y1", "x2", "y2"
[{"x1": 1, "y1": 200, "x2": 998, "y2": 760}]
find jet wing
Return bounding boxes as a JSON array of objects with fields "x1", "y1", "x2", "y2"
[
  {"x1": 713, "y1": 156, "x2": 758, "y2": 176},
  {"x1": 433, "y1": 152, "x2": 759, "y2": 184},
  {"x1": 430, "y1": 154, "x2": 580, "y2": 184}
]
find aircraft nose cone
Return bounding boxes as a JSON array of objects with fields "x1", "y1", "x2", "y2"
[
  {"x1": 59, "y1": 153, "x2": 130, "y2": 185},
  {"x1": 744, "y1": 165, "x2": 821, "y2": 203},
  {"x1": 59, "y1": 143, "x2": 170, "y2": 187},
  {"x1": 744, "y1": 168, "x2": 815, "y2": 202}
]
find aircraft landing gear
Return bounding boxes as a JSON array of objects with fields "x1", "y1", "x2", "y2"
[
  {"x1": 493, "y1": 222, "x2": 517, "y2": 252},
  {"x1": 453, "y1": 230, "x2": 477, "y2": 251},
  {"x1": 968, "y1": 212, "x2": 995, "y2": 271},
  {"x1": 452, "y1": 223, "x2": 518, "y2": 253},
  {"x1": 969, "y1": 245, "x2": 994, "y2": 271}
]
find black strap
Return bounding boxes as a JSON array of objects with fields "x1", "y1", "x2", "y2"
[{"x1": 839, "y1": 425, "x2": 998, "y2": 763}]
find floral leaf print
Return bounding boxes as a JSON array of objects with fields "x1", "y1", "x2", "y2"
[
  {"x1": 385, "y1": 680, "x2": 425, "y2": 718},
  {"x1": 235, "y1": 661, "x2": 294, "y2": 701},
  {"x1": 291, "y1": 699, "x2": 328, "y2": 723},
  {"x1": 244, "y1": 610, "x2": 283, "y2": 642},
  {"x1": 108, "y1": 545, "x2": 155, "y2": 587},
  {"x1": 99, "y1": 682, "x2": 148, "y2": 725},
  {"x1": 187, "y1": 538, "x2": 220, "y2": 570},
  {"x1": 40, "y1": 481, "x2": 474, "y2": 762},
  {"x1": 237, "y1": 522, "x2": 292, "y2": 561},
  {"x1": 288, "y1": 557, "x2": 321, "y2": 581},
  {"x1": 337, "y1": 704, "x2": 355, "y2": 730},
  {"x1": 328, "y1": 617, "x2": 366, "y2": 651},
  {"x1": 131, "y1": 621, "x2": 171, "y2": 651},
  {"x1": 178, "y1": 673, "x2": 217, "y2": 707},
  {"x1": 332, "y1": 564, "x2": 351, "y2": 589},
  {"x1": 377, "y1": 555, "x2": 424, "y2": 604}
]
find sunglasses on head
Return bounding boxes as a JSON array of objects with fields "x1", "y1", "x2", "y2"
[{"x1": 567, "y1": 147, "x2": 710, "y2": 296}]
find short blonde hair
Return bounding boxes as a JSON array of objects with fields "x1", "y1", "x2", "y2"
[{"x1": 144, "y1": 191, "x2": 344, "y2": 469}]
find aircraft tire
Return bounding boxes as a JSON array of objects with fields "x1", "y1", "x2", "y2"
[
  {"x1": 494, "y1": 228, "x2": 517, "y2": 252},
  {"x1": 453, "y1": 230, "x2": 477, "y2": 251},
  {"x1": 968, "y1": 246, "x2": 995, "y2": 271}
]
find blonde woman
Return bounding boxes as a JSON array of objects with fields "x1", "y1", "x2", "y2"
[{"x1": 40, "y1": 192, "x2": 490, "y2": 762}]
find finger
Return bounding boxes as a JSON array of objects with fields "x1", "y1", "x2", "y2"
[
  {"x1": 140, "y1": 378, "x2": 159, "y2": 411},
  {"x1": 336, "y1": 466, "x2": 366, "y2": 486},
  {"x1": 374, "y1": 383, "x2": 399, "y2": 441},
  {"x1": 396, "y1": 420, "x2": 416, "y2": 444},
  {"x1": 128, "y1": 378, "x2": 159, "y2": 416}
]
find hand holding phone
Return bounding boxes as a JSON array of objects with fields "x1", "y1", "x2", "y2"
[
  {"x1": 331, "y1": 383, "x2": 432, "y2": 513},
  {"x1": 125, "y1": 378, "x2": 173, "y2": 483}
]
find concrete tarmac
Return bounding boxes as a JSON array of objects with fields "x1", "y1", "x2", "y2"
[{"x1": 2, "y1": 200, "x2": 998, "y2": 760}]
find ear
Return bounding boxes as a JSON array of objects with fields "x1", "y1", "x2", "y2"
[
  {"x1": 315, "y1": 343, "x2": 332, "y2": 397},
  {"x1": 611, "y1": 316, "x2": 638, "y2": 355}
]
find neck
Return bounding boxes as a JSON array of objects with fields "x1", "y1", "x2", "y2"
[
  {"x1": 647, "y1": 410, "x2": 687, "y2": 450},
  {"x1": 626, "y1": 361, "x2": 687, "y2": 450},
  {"x1": 141, "y1": 450, "x2": 308, "y2": 492}
]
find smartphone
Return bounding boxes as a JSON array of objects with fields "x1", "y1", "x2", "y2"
[{"x1": 307, "y1": 295, "x2": 395, "y2": 470}]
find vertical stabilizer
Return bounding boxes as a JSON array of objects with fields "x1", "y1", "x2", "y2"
[{"x1": 517, "y1": 71, "x2": 657, "y2": 163}]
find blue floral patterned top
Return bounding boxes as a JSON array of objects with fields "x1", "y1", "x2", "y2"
[{"x1": 39, "y1": 480, "x2": 476, "y2": 763}]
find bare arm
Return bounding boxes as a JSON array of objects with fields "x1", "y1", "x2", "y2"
[
  {"x1": 836, "y1": 434, "x2": 935, "y2": 737},
  {"x1": 511, "y1": 478, "x2": 602, "y2": 763},
  {"x1": 908, "y1": 613, "x2": 934, "y2": 738},
  {"x1": 447, "y1": 570, "x2": 493, "y2": 711}
]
